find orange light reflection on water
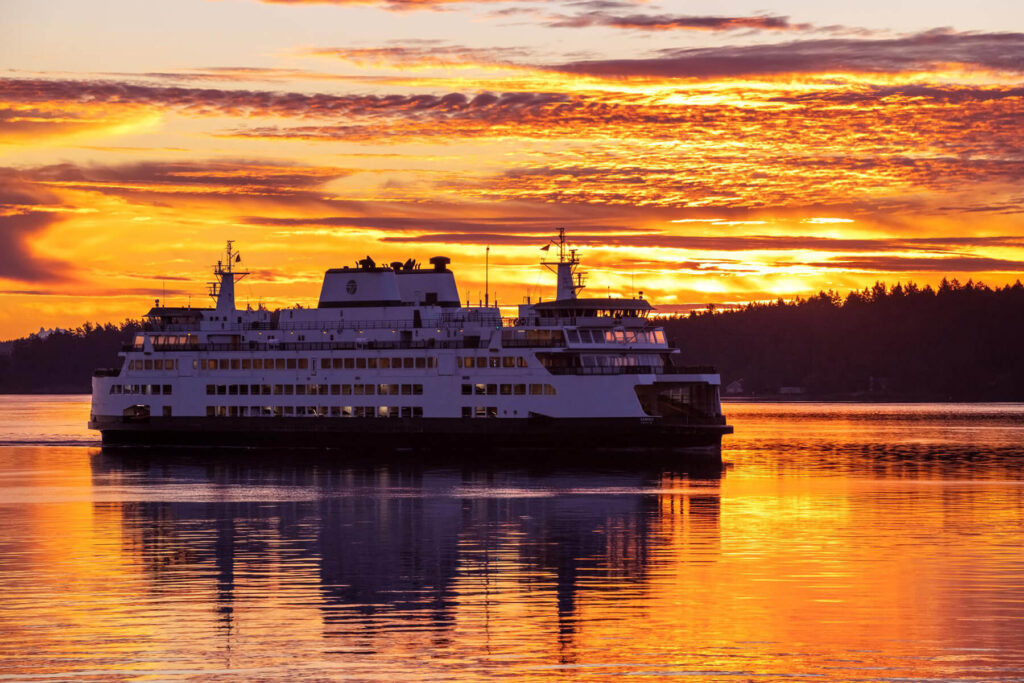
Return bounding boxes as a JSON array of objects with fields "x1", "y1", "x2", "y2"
[{"x1": 0, "y1": 399, "x2": 1022, "y2": 679}]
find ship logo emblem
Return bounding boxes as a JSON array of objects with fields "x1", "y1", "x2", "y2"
[{"x1": 346, "y1": 279, "x2": 357, "y2": 295}]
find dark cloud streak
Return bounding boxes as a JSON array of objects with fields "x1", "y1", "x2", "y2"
[
  {"x1": 548, "y1": 30, "x2": 1024, "y2": 78},
  {"x1": 547, "y1": 12, "x2": 807, "y2": 32},
  {"x1": 0, "y1": 176, "x2": 73, "y2": 283}
]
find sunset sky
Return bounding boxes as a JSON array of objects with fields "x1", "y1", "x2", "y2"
[{"x1": 2, "y1": 0, "x2": 1023, "y2": 338}]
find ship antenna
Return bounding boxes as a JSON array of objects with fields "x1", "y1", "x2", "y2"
[{"x1": 485, "y1": 245, "x2": 490, "y2": 308}]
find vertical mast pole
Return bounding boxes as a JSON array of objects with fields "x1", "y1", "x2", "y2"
[{"x1": 485, "y1": 245, "x2": 490, "y2": 308}]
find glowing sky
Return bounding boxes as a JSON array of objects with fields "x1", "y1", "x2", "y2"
[{"x1": 2, "y1": 0, "x2": 1023, "y2": 337}]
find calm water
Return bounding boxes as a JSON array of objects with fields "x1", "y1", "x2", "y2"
[{"x1": 1, "y1": 397, "x2": 1023, "y2": 681}]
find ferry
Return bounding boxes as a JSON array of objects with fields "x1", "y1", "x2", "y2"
[{"x1": 89, "y1": 233, "x2": 732, "y2": 454}]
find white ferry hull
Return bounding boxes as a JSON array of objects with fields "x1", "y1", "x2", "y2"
[{"x1": 90, "y1": 414, "x2": 731, "y2": 454}]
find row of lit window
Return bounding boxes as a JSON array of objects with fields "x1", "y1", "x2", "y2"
[
  {"x1": 206, "y1": 405, "x2": 424, "y2": 418},
  {"x1": 462, "y1": 407, "x2": 498, "y2": 418},
  {"x1": 566, "y1": 329, "x2": 666, "y2": 345},
  {"x1": 206, "y1": 383, "x2": 424, "y2": 396},
  {"x1": 127, "y1": 360, "x2": 179, "y2": 371},
  {"x1": 457, "y1": 356, "x2": 529, "y2": 368},
  {"x1": 461, "y1": 383, "x2": 556, "y2": 396},
  {"x1": 127, "y1": 355, "x2": 534, "y2": 372},
  {"x1": 579, "y1": 354, "x2": 664, "y2": 368},
  {"x1": 135, "y1": 335, "x2": 196, "y2": 347},
  {"x1": 196, "y1": 356, "x2": 442, "y2": 371},
  {"x1": 110, "y1": 384, "x2": 173, "y2": 395}
]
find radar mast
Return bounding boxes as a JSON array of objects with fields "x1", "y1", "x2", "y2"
[
  {"x1": 541, "y1": 228, "x2": 586, "y2": 301},
  {"x1": 208, "y1": 240, "x2": 249, "y2": 312}
]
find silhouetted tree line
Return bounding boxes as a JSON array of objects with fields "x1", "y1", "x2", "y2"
[
  {"x1": 0, "y1": 321, "x2": 140, "y2": 393},
  {"x1": 663, "y1": 279, "x2": 1024, "y2": 400}
]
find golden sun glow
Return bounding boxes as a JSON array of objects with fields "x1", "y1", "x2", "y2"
[{"x1": 1, "y1": 2, "x2": 1023, "y2": 336}]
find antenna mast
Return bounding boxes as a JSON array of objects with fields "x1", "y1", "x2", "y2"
[
  {"x1": 485, "y1": 245, "x2": 490, "y2": 308},
  {"x1": 541, "y1": 228, "x2": 585, "y2": 301},
  {"x1": 208, "y1": 240, "x2": 248, "y2": 311}
]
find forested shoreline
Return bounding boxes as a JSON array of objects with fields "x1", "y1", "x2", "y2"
[
  {"x1": 663, "y1": 279, "x2": 1024, "y2": 401},
  {"x1": 2, "y1": 279, "x2": 1023, "y2": 399},
  {"x1": 0, "y1": 322, "x2": 141, "y2": 394}
]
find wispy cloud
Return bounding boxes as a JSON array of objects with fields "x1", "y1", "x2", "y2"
[
  {"x1": 307, "y1": 44, "x2": 535, "y2": 69},
  {"x1": 547, "y1": 30, "x2": 1024, "y2": 78},
  {"x1": 15, "y1": 160, "x2": 352, "y2": 203},
  {"x1": 545, "y1": 12, "x2": 810, "y2": 32}
]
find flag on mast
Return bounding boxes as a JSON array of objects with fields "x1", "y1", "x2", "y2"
[{"x1": 540, "y1": 243, "x2": 551, "y2": 251}]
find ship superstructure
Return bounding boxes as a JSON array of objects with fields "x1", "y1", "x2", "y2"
[{"x1": 89, "y1": 236, "x2": 731, "y2": 452}]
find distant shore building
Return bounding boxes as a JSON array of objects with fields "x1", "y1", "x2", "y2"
[{"x1": 778, "y1": 386, "x2": 806, "y2": 395}]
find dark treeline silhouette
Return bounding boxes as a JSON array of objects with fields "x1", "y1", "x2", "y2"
[
  {"x1": 663, "y1": 279, "x2": 1024, "y2": 400},
  {"x1": 2, "y1": 279, "x2": 1024, "y2": 399},
  {"x1": 0, "y1": 321, "x2": 140, "y2": 393}
]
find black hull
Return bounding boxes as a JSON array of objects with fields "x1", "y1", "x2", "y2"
[{"x1": 90, "y1": 415, "x2": 731, "y2": 460}]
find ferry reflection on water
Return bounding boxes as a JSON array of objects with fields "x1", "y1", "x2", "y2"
[
  {"x1": 90, "y1": 449, "x2": 721, "y2": 646},
  {"x1": 3, "y1": 399, "x2": 1024, "y2": 680}
]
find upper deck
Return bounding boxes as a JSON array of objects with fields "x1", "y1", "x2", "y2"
[{"x1": 131, "y1": 238, "x2": 673, "y2": 360}]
